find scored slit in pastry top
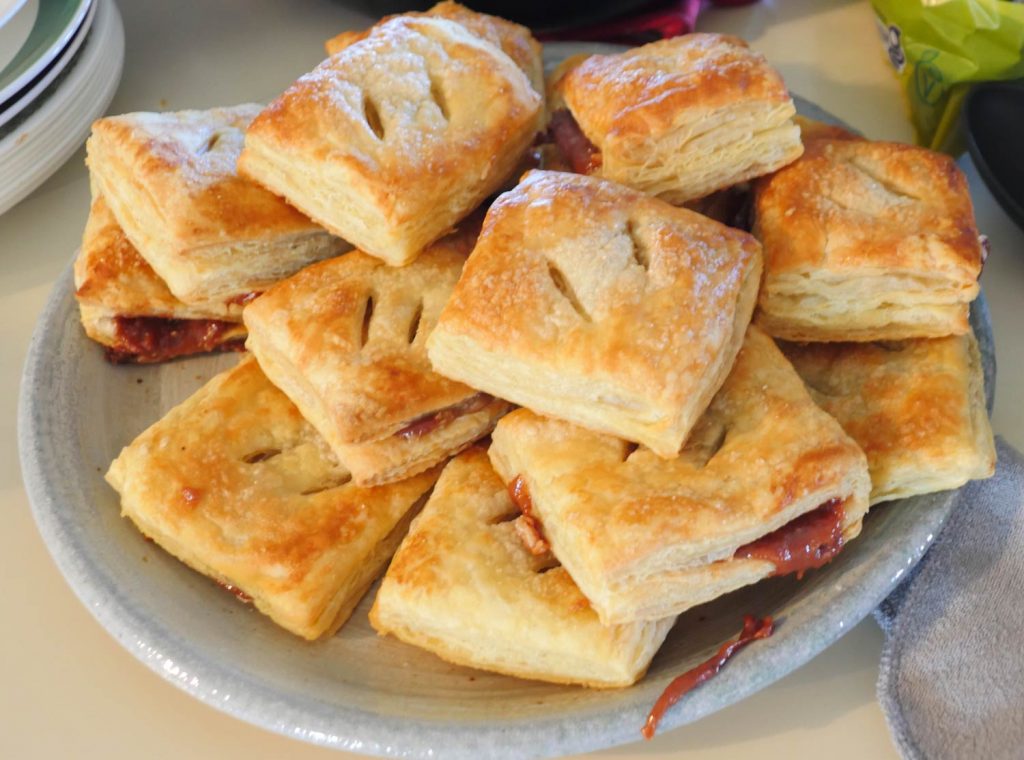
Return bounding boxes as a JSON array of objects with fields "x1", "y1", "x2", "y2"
[
  {"x1": 369, "y1": 448, "x2": 675, "y2": 687},
  {"x1": 238, "y1": 15, "x2": 542, "y2": 266},
  {"x1": 324, "y1": 2, "x2": 544, "y2": 93},
  {"x1": 243, "y1": 232, "x2": 481, "y2": 444},
  {"x1": 243, "y1": 226, "x2": 510, "y2": 485},
  {"x1": 428, "y1": 170, "x2": 762, "y2": 457},
  {"x1": 104, "y1": 356, "x2": 443, "y2": 640}
]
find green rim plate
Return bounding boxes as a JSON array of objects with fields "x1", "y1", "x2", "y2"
[{"x1": 0, "y1": 0, "x2": 89, "y2": 104}]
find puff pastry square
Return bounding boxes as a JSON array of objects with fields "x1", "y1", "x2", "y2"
[
  {"x1": 427, "y1": 170, "x2": 762, "y2": 458},
  {"x1": 780, "y1": 333, "x2": 995, "y2": 504},
  {"x1": 86, "y1": 104, "x2": 346, "y2": 304},
  {"x1": 244, "y1": 225, "x2": 509, "y2": 486},
  {"x1": 106, "y1": 357, "x2": 440, "y2": 640},
  {"x1": 555, "y1": 33, "x2": 802, "y2": 204},
  {"x1": 240, "y1": 16, "x2": 542, "y2": 266},
  {"x1": 754, "y1": 138, "x2": 984, "y2": 341},
  {"x1": 488, "y1": 327, "x2": 871, "y2": 625},
  {"x1": 74, "y1": 193, "x2": 248, "y2": 363},
  {"x1": 325, "y1": 2, "x2": 543, "y2": 94},
  {"x1": 370, "y1": 448, "x2": 676, "y2": 687}
]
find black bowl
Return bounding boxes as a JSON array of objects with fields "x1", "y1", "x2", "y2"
[{"x1": 963, "y1": 80, "x2": 1024, "y2": 231}]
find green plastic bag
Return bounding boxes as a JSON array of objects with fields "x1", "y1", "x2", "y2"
[{"x1": 872, "y1": 0, "x2": 1024, "y2": 153}]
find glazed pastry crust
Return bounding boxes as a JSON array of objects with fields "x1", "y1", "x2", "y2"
[
  {"x1": 86, "y1": 104, "x2": 346, "y2": 304},
  {"x1": 370, "y1": 449, "x2": 676, "y2": 687},
  {"x1": 244, "y1": 225, "x2": 508, "y2": 482},
  {"x1": 780, "y1": 333, "x2": 995, "y2": 504},
  {"x1": 558, "y1": 34, "x2": 802, "y2": 203},
  {"x1": 427, "y1": 170, "x2": 762, "y2": 458},
  {"x1": 488, "y1": 327, "x2": 871, "y2": 625},
  {"x1": 74, "y1": 194, "x2": 248, "y2": 354},
  {"x1": 240, "y1": 16, "x2": 542, "y2": 266},
  {"x1": 105, "y1": 357, "x2": 440, "y2": 640},
  {"x1": 325, "y1": 2, "x2": 543, "y2": 94},
  {"x1": 754, "y1": 138, "x2": 983, "y2": 341}
]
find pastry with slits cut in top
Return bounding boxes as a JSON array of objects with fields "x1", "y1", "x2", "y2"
[
  {"x1": 74, "y1": 192, "x2": 248, "y2": 363},
  {"x1": 780, "y1": 333, "x2": 995, "y2": 505},
  {"x1": 427, "y1": 170, "x2": 762, "y2": 458},
  {"x1": 370, "y1": 448, "x2": 676, "y2": 687},
  {"x1": 243, "y1": 221, "x2": 510, "y2": 486},
  {"x1": 86, "y1": 104, "x2": 347, "y2": 304},
  {"x1": 239, "y1": 16, "x2": 542, "y2": 266},
  {"x1": 324, "y1": 2, "x2": 542, "y2": 95},
  {"x1": 488, "y1": 327, "x2": 871, "y2": 625},
  {"x1": 105, "y1": 356, "x2": 441, "y2": 640},
  {"x1": 550, "y1": 34, "x2": 803, "y2": 204},
  {"x1": 753, "y1": 138, "x2": 985, "y2": 342}
]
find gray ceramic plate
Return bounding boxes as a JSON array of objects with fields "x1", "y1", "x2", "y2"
[{"x1": 18, "y1": 65, "x2": 996, "y2": 758}]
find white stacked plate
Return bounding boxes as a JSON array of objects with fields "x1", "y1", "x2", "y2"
[{"x1": 0, "y1": 0, "x2": 123, "y2": 215}]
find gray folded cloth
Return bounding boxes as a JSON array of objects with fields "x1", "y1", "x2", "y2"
[{"x1": 875, "y1": 436, "x2": 1024, "y2": 760}]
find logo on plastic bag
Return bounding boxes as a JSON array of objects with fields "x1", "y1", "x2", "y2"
[
  {"x1": 885, "y1": 24, "x2": 906, "y2": 73},
  {"x1": 914, "y1": 49, "x2": 945, "y2": 106}
]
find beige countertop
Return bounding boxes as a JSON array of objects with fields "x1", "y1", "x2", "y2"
[{"x1": 3, "y1": 0, "x2": 1022, "y2": 757}]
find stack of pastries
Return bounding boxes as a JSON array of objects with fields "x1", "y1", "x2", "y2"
[{"x1": 84, "y1": 2, "x2": 995, "y2": 693}]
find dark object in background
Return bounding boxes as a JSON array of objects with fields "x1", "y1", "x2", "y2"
[
  {"x1": 343, "y1": 0, "x2": 757, "y2": 35},
  {"x1": 964, "y1": 81, "x2": 1024, "y2": 232},
  {"x1": 343, "y1": 0, "x2": 656, "y2": 30}
]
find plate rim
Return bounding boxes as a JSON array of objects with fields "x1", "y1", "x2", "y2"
[
  {"x1": 0, "y1": 0, "x2": 93, "y2": 128},
  {"x1": 0, "y1": 0, "x2": 30, "y2": 28},
  {"x1": 17, "y1": 92, "x2": 996, "y2": 758},
  {"x1": 0, "y1": 0, "x2": 90, "y2": 103},
  {"x1": 0, "y1": 0, "x2": 122, "y2": 214},
  {"x1": 0, "y1": 0, "x2": 38, "y2": 75}
]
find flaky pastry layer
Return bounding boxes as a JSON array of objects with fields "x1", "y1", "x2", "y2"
[
  {"x1": 754, "y1": 138, "x2": 983, "y2": 341},
  {"x1": 781, "y1": 332, "x2": 995, "y2": 504},
  {"x1": 332, "y1": 398, "x2": 509, "y2": 486},
  {"x1": 559, "y1": 33, "x2": 802, "y2": 203},
  {"x1": 74, "y1": 194, "x2": 248, "y2": 361}
]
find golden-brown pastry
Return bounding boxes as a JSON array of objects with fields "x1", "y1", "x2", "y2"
[
  {"x1": 780, "y1": 333, "x2": 995, "y2": 504},
  {"x1": 370, "y1": 448, "x2": 676, "y2": 687},
  {"x1": 106, "y1": 357, "x2": 440, "y2": 640},
  {"x1": 244, "y1": 224, "x2": 509, "y2": 485},
  {"x1": 488, "y1": 327, "x2": 871, "y2": 625},
  {"x1": 74, "y1": 194, "x2": 248, "y2": 363},
  {"x1": 793, "y1": 114, "x2": 862, "y2": 144},
  {"x1": 426, "y1": 170, "x2": 762, "y2": 458},
  {"x1": 545, "y1": 52, "x2": 589, "y2": 116},
  {"x1": 86, "y1": 104, "x2": 347, "y2": 304},
  {"x1": 553, "y1": 33, "x2": 802, "y2": 203},
  {"x1": 754, "y1": 138, "x2": 984, "y2": 341},
  {"x1": 240, "y1": 16, "x2": 542, "y2": 266},
  {"x1": 325, "y1": 2, "x2": 543, "y2": 94}
]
